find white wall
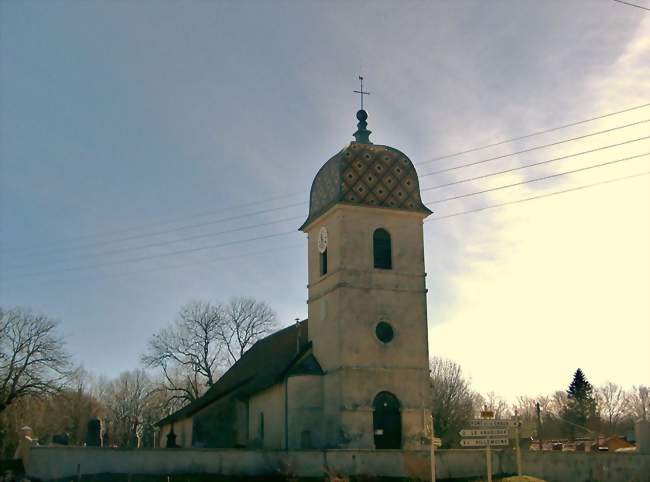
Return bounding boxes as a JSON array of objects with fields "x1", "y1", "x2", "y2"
[
  {"x1": 248, "y1": 384, "x2": 284, "y2": 449},
  {"x1": 287, "y1": 374, "x2": 324, "y2": 449}
]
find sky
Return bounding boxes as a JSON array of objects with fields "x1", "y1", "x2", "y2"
[{"x1": 1, "y1": 0, "x2": 649, "y2": 402}]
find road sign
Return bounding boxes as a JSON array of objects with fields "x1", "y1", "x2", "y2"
[
  {"x1": 459, "y1": 428, "x2": 508, "y2": 438},
  {"x1": 460, "y1": 437, "x2": 509, "y2": 447},
  {"x1": 468, "y1": 419, "x2": 517, "y2": 428}
]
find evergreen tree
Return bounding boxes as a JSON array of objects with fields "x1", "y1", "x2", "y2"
[{"x1": 563, "y1": 368, "x2": 597, "y2": 439}]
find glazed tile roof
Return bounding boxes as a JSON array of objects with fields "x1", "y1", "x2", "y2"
[{"x1": 301, "y1": 142, "x2": 431, "y2": 230}]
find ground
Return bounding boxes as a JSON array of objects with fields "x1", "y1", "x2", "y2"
[
  {"x1": 40, "y1": 475, "x2": 548, "y2": 482},
  {"x1": 498, "y1": 477, "x2": 547, "y2": 482}
]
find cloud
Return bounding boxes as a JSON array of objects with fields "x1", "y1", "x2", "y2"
[{"x1": 428, "y1": 13, "x2": 650, "y2": 400}]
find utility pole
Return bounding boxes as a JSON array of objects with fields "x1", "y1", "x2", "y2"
[
  {"x1": 536, "y1": 402, "x2": 543, "y2": 451},
  {"x1": 430, "y1": 417, "x2": 436, "y2": 482},
  {"x1": 481, "y1": 407, "x2": 493, "y2": 482},
  {"x1": 514, "y1": 410, "x2": 522, "y2": 476}
]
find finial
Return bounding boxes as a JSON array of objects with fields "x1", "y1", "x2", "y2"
[
  {"x1": 353, "y1": 76, "x2": 372, "y2": 143},
  {"x1": 353, "y1": 76, "x2": 370, "y2": 110},
  {"x1": 353, "y1": 109, "x2": 372, "y2": 143}
]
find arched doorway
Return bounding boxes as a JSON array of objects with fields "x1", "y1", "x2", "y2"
[{"x1": 373, "y1": 391, "x2": 401, "y2": 449}]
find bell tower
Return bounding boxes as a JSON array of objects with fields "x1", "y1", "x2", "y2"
[{"x1": 300, "y1": 107, "x2": 432, "y2": 449}]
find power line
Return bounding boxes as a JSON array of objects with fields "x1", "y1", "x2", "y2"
[
  {"x1": 4, "y1": 215, "x2": 305, "y2": 272},
  {"x1": 427, "y1": 171, "x2": 650, "y2": 221},
  {"x1": 6, "y1": 128, "x2": 647, "y2": 261},
  {"x1": 3, "y1": 137, "x2": 648, "y2": 267},
  {"x1": 419, "y1": 119, "x2": 650, "y2": 175},
  {"x1": 421, "y1": 136, "x2": 650, "y2": 192},
  {"x1": 8, "y1": 229, "x2": 301, "y2": 280},
  {"x1": 8, "y1": 138, "x2": 647, "y2": 272},
  {"x1": 4, "y1": 102, "x2": 648, "y2": 256},
  {"x1": 5, "y1": 168, "x2": 648, "y2": 282},
  {"x1": 0, "y1": 190, "x2": 306, "y2": 256},
  {"x1": 7, "y1": 155, "x2": 648, "y2": 279},
  {"x1": 413, "y1": 101, "x2": 650, "y2": 166},
  {"x1": 612, "y1": 0, "x2": 650, "y2": 11},
  {"x1": 4, "y1": 243, "x2": 305, "y2": 287},
  {"x1": 428, "y1": 153, "x2": 649, "y2": 205},
  {"x1": 5, "y1": 201, "x2": 307, "y2": 258}
]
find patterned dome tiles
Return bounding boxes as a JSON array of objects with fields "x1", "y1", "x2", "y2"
[{"x1": 303, "y1": 142, "x2": 431, "y2": 228}]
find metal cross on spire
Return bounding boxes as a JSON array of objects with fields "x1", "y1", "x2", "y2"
[{"x1": 353, "y1": 76, "x2": 370, "y2": 110}]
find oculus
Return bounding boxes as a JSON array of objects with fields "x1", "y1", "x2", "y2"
[{"x1": 375, "y1": 322, "x2": 394, "y2": 343}]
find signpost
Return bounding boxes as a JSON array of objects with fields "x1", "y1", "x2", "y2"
[
  {"x1": 459, "y1": 411, "x2": 517, "y2": 482},
  {"x1": 459, "y1": 428, "x2": 508, "y2": 438},
  {"x1": 460, "y1": 437, "x2": 509, "y2": 447},
  {"x1": 468, "y1": 419, "x2": 517, "y2": 428}
]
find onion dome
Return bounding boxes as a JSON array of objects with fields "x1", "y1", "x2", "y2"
[{"x1": 300, "y1": 110, "x2": 432, "y2": 230}]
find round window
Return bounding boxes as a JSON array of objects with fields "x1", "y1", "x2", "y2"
[{"x1": 375, "y1": 322, "x2": 394, "y2": 343}]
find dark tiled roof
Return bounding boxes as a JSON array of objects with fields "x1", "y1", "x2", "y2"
[
  {"x1": 157, "y1": 319, "x2": 317, "y2": 426},
  {"x1": 301, "y1": 142, "x2": 432, "y2": 230}
]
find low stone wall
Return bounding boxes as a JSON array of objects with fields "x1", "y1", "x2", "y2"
[
  {"x1": 435, "y1": 449, "x2": 510, "y2": 480},
  {"x1": 25, "y1": 446, "x2": 650, "y2": 482},
  {"x1": 521, "y1": 451, "x2": 650, "y2": 482},
  {"x1": 438, "y1": 449, "x2": 650, "y2": 482},
  {"x1": 26, "y1": 447, "x2": 431, "y2": 481}
]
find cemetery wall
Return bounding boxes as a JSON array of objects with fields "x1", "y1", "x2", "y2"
[
  {"x1": 520, "y1": 451, "x2": 650, "y2": 482},
  {"x1": 25, "y1": 447, "x2": 431, "y2": 480},
  {"x1": 26, "y1": 446, "x2": 650, "y2": 481},
  {"x1": 438, "y1": 449, "x2": 650, "y2": 482}
]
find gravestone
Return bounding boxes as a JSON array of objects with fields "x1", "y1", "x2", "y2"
[
  {"x1": 52, "y1": 433, "x2": 69, "y2": 445},
  {"x1": 86, "y1": 418, "x2": 102, "y2": 447},
  {"x1": 166, "y1": 427, "x2": 179, "y2": 448}
]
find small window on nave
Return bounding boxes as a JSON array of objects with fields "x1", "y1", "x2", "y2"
[
  {"x1": 259, "y1": 412, "x2": 265, "y2": 443},
  {"x1": 373, "y1": 228, "x2": 392, "y2": 269}
]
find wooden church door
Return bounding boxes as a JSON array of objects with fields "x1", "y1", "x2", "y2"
[{"x1": 373, "y1": 391, "x2": 401, "y2": 449}]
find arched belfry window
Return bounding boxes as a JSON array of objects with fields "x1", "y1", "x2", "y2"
[
  {"x1": 320, "y1": 249, "x2": 328, "y2": 276},
  {"x1": 373, "y1": 228, "x2": 392, "y2": 269}
]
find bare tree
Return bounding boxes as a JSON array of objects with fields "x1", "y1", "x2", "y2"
[
  {"x1": 597, "y1": 382, "x2": 628, "y2": 434},
  {"x1": 218, "y1": 297, "x2": 278, "y2": 365},
  {"x1": 0, "y1": 307, "x2": 72, "y2": 414},
  {"x1": 627, "y1": 385, "x2": 649, "y2": 421},
  {"x1": 101, "y1": 369, "x2": 160, "y2": 447},
  {"x1": 479, "y1": 391, "x2": 511, "y2": 419},
  {"x1": 515, "y1": 396, "x2": 536, "y2": 422},
  {"x1": 550, "y1": 390, "x2": 568, "y2": 416},
  {"x1": 142, "y1": 301, "x2": 224, "y2": 407},
  {"x1": 429, "y1": 356, "x2": 475, "y2": 447}
]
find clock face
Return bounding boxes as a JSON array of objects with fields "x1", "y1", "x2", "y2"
[{"x1": 317, "y1": 226, "x2": 328, "y2": 253}]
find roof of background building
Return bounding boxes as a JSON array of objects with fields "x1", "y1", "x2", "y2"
[{"x1": 157, "y1": 319, "x2": 319, "y2": 426}]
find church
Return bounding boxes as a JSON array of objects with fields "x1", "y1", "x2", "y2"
[{"x1": 158, "y1": 106, "x2": 433, "y2": 451}]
